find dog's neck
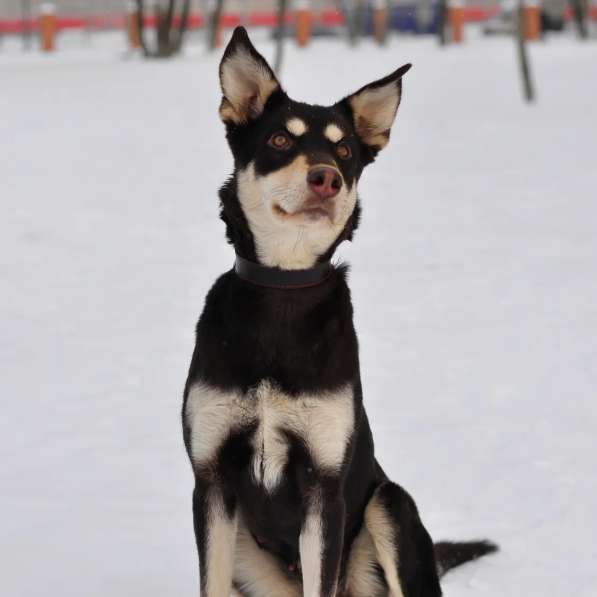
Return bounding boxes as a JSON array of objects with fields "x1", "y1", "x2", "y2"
[{"x1": 234, "y1": 254, "x2": 332, "y2": 290}]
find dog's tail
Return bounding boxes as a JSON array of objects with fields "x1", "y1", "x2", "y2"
[{"x1": 434, "y1": 540, "x2": 498, "y2": 578}]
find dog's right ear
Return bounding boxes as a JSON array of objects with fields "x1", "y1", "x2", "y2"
[{"x1": 219, "y1": 27, "x2": 281, "y2": 125}]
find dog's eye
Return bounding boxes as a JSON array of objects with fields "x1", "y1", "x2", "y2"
[
  {"x1": 268, "y1": 132, "x2": 292, "y2": 150},
  {"x1": 336, "y1": 142, "x2": 352, "y2": 160}
]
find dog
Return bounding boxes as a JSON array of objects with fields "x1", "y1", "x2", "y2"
[{"x1": 182, "y1": 26, "x2": 496, "y2": 597}]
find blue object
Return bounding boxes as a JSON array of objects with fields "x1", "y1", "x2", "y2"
[{"x1": 363, "y1": 2, "x2": 441, "y2": 35}]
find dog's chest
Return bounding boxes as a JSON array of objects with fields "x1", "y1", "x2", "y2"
[{"x1": 185, "y1": 380, "x2": 354, "y2": 491}]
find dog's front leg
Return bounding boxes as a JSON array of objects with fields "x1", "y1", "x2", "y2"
[
  {"x1": 193, "y1": 479, "x2": 237, "y2": 597},
  {"x1": 300, "y1": 481, "x2": 345, "y2": 597}
]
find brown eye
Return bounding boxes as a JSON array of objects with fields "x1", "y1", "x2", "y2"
[
  {"x1": 336, "y1": 142, "x2": 352, "y2": 160},
  {"x1": 268, "y1": 132, "x2": 292, "y2": 150}
]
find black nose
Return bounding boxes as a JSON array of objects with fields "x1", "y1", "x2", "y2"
[{"x1": 307, "y1": 166, "x2": 343, "y2": 200}]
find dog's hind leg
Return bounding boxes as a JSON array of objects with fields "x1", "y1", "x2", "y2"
[{"x1": 365, "y1": 482, "x2": 442, "y2": 597}]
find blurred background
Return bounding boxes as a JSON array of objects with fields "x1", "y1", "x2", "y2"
[
  {"x1": 1, "y1": 0, "x2": 595, "y2": 58},
  {"x1": 1, "y1": 1, "x2": 596, "y2": 596}
]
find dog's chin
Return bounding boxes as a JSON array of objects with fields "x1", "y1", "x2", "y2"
[{"x1": 273, "y1": 201, "x2": 335, "y2": 225}]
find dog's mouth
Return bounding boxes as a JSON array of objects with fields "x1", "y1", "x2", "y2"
[{"x1": 273, "y1": 199, "x2": 335, "y2": 223}]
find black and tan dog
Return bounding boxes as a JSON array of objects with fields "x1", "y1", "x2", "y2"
[{"x1": 182, "y1": 27, "x2": 496, "y2": 597}]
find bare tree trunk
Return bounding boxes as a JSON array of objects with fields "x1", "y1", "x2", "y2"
[
  {"x1": 208, "y1": 0, "x2": 225, "y2": 51},
  {"x1": 569, "y1": 0, "x2": 588, "y2": 38},
  {"x1": 156, "y1": 3, "x2": 172, "y2": 55},
  {"x1": 274, "y1": 0, "x2": 289, "y2": 76},
  {"x1": 21, "y1": 0, "x2": 33, "y2": 50},
  {"x1": 136, "y1": 0, "x2": 191, "y2": 58},
  {"x1": 437, "y1": 0, "x2": 448, "y2": 45},
  {"x1": 353, "y1": 0, "x2": 367, "y2": 43},
  {"x1": 165, "y1": 0, "x2": 176, "y2": 32},
  {"x1": 343, "y1": 0, "x2": 364, "y2": 45},
  {"x1": 516, "y1": 0, "x2": 536, "y2": 102},
  {"x1": 175, "y1": 0, "x2": 192, "y2": 51}
]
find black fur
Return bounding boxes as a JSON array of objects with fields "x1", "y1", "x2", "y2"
[
  {"x1": 435, "y1": 540, "x2": 499, "y2": 578},
  {"x1": 376, "y1": 482, "x2": 442, "y2": 596},
  {"x1": 185, "y1": 266, "x2": 358, "y2": 395},
  {"x1": 183, "y1": 267, "x2": 381, "y2": 590},
  {"x1": 182, "y1": 26, "x2": 496, "y2": 597}
]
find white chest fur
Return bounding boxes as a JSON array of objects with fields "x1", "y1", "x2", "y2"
[{"x1": 185, "y1": 381, "x2": 354, "y2": 491}]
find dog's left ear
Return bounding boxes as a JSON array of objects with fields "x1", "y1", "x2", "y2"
[
  {"x1": 338, "y1": 64, "x2": 412, "y2": 152},
  {"x1": 219, "y1": 26, "x2": 281, "y2": 125}
]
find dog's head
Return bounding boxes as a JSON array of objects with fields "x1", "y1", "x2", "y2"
[{"x1": 218, "y1": 27, "x2": 411, "y2": 270}]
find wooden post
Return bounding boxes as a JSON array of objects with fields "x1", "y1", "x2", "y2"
[
  {"x1": 40, "y1": 3, "x2": 57, "y2": 52},
  {"x1": 517, "y1": 0, "x2": 536, "y2": 101},
  {"x1": 126, "y1": 1, "x2": 141, "y2": 49},
  {"x1": 437, "y1": 0, "x2": 448, "y2": 45},
  {"x1": 214, "y1": 16, "x2": 223, "y2": 48},
  {"x1": 296, "y1": 0, "x2": 312, "y2": 47},
  {"x1": 214, "y1": 0, "x2": 224, "y2": 48},
  {"x1": 207, "y1": 0, "x2": 224, "y2": 50},
  {"x1": 22, "y1": 0, "x2": 33, "y2": 51},
  {"x1": 448, "y1": 0, "x2": 464, "y2": 43},
  {"x1": 274, "y1": 0, "x2": 289, "y2": 75},
  {"x1": 524, "y1": 0, "x2": 541, "y2": 40},
  {"x1": 372, "y1": 0, "x2": 388, "y2": 44},
  {"x1": 569, "y1": 0, "x2": 588, "y2": 39}
]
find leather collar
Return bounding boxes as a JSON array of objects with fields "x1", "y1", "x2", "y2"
[{"x1": 234, "y1": 255, "x2": 332, "y2": 290}]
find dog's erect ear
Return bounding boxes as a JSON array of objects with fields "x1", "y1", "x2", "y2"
[
  {"x1": 339, "y1": 64, "x2": 412, "y2": 151},
  {"x1": 219, "y1": 26, "x2": 281, "y2": 125}
]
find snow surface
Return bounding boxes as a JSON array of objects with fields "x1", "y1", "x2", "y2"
[{"x1": 1, "y1": 28, "x2": 597, "y2": 597}]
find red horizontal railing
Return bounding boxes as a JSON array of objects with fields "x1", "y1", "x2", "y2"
[{"x1": 1, "y1": 7, "x2": 596, "y2": 35}]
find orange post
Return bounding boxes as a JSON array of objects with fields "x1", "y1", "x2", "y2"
[
  {"x1": 524, "y1": 1, "x2": 542, "y2": 40},
  {"x1": 40, "y1": 3, "x2": 57, "y2": 52},
  {"x1": 296, "y1": 0, "x2": 312, "y2": 48},
  {"x1": 448, "y1": 0, "x2": 465, "y2": 43},
  {"x1": 126, "y1": 2, "x2": 141, "y2": 49},
  {"x1": 372, "y1": 0, "x2": 388, "y2": 44},
  {"x1": 215, "y1": 23, "x2": 223, "y2": 48}
]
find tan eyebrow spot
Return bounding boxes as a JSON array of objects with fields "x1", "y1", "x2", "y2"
[
  {"x1": 324, "y1": 123, "x2": 344, "y2": 143},
  {"x1": 286, "y1": 118, "x2": 308, "y2": 137}
]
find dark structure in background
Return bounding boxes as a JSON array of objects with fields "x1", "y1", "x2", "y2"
[
  {"x1": 517, "y1": 0, "x2": 536, "y2": 102},
  {"x1": 570, "y1": 0, "x2": 588, "y2": 37},
  {"x1": 437, "y1": 0, "x2": 448, "y2": 44},
  {"x1": 20, "y1": 0, "x2": 32, "y2": 49},
  {"x1": 273, "y1": 0, "x2": 288, "y2": 73},
  {"x1": 208, "y1": 0, "x2": 224, "y2": 51},
  {"x1": 136, "y1": 0, "x2": 191, "y2": 57}
]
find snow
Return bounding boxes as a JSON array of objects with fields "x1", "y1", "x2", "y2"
[{"x1": 2, "y1": 28, "x2": 597, "y2": 596}]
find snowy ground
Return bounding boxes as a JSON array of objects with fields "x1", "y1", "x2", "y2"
[{"x1": 2, "y1": 27, "x2": 597, "y2": 597}]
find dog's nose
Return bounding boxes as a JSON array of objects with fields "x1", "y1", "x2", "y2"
[{"x1": 307, "y1": 166, "x2": 343, "y2": 200}]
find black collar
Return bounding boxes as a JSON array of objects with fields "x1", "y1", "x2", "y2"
[{"x1": 234, "y1": 255, "x2": 332, "y2": 290}]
